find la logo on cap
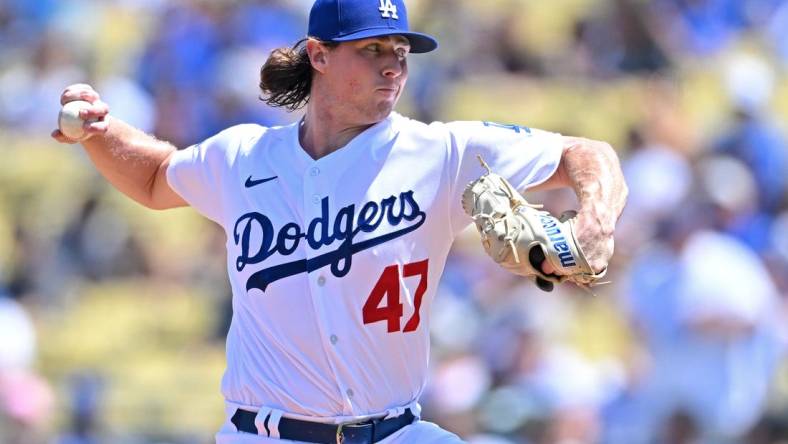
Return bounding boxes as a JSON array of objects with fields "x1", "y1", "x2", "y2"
[{"x1": 379, "y1": 0, "x2": 399, "y2": 19}]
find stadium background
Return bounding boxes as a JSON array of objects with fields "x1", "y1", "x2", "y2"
[{"x1": 1, "y1": 0, "x2": 787, "y2": 443}]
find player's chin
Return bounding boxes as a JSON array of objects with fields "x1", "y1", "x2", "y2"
[{"x1": 373, "y1": 97, "x2": 398, "y2": 118}]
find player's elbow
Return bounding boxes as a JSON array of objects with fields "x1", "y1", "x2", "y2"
[
  {"x1": 143, "y1": 185, "x2": 188, "y2": 211},
  {"x1": 140, "y1": 193, "x2": 188, "y2": 211},
  {"x1": 142, "y1": 155, "x2": 188, "y2": 210},
  {"x1": 566, "y1": 136, "x2": 614, "y2": 158},
  {"x1": 567, "y1": 137, "x2": 621, "y2": 172}
]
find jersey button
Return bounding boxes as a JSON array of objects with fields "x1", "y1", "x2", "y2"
[
  {"x1": 310, "y1": 167, "x2": 320, "y2": 177},
  {"x1": 330, "y1": 334, "x2": 338, "y2": 345},
  {"x1": 312, "y1": 195, "x2": 320, "y2": 204},
  {"x1": 346, "y1": 389, "x2": 354, "y2": 398},
  {"x1": 317, "y1": 276, "x2": 326, "y2": 286}
]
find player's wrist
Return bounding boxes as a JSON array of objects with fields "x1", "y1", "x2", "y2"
[
  {"x1": 577, "y1": 199, "x2": 616, "y2": 236},
  {"x1": 573, "y1": 209, "x2": 613, "y2": 266}
]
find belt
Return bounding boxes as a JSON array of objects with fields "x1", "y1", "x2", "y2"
[{"x1": 231, "y1": 408, "x2": 415, "y2": 444}]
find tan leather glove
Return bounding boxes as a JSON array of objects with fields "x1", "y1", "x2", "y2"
[{"x1": 461, "y1": 156, "x2": 606, "y2": 292}]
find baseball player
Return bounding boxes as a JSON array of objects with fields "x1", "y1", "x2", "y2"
[{"x1": 51, "y1": 0, "x2": 627, "y2": 443}]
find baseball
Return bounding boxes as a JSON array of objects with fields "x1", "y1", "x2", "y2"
[{"x1": 58, "y1": 100, "x2": 97, "y2": 141}]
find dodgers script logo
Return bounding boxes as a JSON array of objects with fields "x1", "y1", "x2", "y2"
[{"x1": 233, "y1": 191, "x2": 426, "y2": 292}]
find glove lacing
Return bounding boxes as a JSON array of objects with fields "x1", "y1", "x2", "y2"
[
  {"x1": 473, "y1": 155, "x2": 611, "y2": 294},
  {"x1": 472, "y1": 155, "x2": 544, "y2": 265}
]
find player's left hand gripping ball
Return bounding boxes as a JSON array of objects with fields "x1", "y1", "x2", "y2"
[{"x1": 461, "y1": 156, "x2": 606, "y2": 292}]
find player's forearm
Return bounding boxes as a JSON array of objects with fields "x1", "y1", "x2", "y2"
[
  {"x1": 553, "y1": 137, "x2": 628, "y2": 271},
  {"x1": 561, "y1": 137, "x2": 627, "y2": 235},
  {"x1": 81, "y1": 116, "x2": 177, "y2": 208}
]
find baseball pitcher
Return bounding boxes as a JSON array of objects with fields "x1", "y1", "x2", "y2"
[{"x1": 51, "y1": 0, "x2": 628, "y2": 443}]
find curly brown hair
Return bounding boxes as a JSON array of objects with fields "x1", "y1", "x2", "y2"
[{"x1": 259, "y1": 38, "x2": 339, "y2": 111}]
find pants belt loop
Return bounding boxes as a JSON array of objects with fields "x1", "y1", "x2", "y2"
[
  {"x1": 335, "y1": 423, "x2": 344, "y2": 444},
  {"x1": 268, "y1": 409, "x2": 283, "y2": 439},
  {"x1": 383, "y1": 405, "x2": 404, "y2": 420},
  {"x1": 254, "y1": 407, "x2": 272, "y2": 436},
  {"x1": 408, "y1": 402, "x2": 422, "y2": 420}
]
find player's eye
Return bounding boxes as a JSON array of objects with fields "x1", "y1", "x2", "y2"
[{"x1": 365, "y1": 44, "x2": 381, "y2": 53}]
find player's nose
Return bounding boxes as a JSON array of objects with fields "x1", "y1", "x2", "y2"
[{"x1": 381, "y1": 54, "x2": 405, "y2": 78}]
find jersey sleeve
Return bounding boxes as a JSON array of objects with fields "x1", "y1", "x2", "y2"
[
  {"x1": 166, "y1": 125, "x2": 256, "y2": 224},
  {"x1": 445, "y1": 121, "x2": 564, "y2": 235}
]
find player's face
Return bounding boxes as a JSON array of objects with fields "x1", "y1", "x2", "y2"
[{"x1": 320, "y1": 36, "x2": 410, "y2": 124}]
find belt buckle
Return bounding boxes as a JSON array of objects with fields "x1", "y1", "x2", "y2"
[
  {"x1": 337, "y1": 416, "x2": 380, "y2": 444},
  {"x1": 336, "y1": 423, "x2": 344, "y2": 444}
]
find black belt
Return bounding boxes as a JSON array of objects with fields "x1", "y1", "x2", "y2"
[{"x1": 231, "y1": 408, "x2": 415, "y2": 444}]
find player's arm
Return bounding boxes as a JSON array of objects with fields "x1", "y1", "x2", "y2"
[
  {"x1": 51, "y1": 84, "x2": 187, "y2": 210},
  {"x1": 529, "y1": 136, "x2": 628, "y2": 273}
]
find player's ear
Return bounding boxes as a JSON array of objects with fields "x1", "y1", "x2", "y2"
[{"x1": 306, "y1": 38, "x2": 331, "y2": 74}]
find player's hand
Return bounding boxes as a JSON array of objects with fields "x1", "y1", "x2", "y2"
[
  {"x1": 530, "y1": 211, "x2": 610, "y2": 285},
  {"x1": 573, "y1": 209, "x2": 615, "y2": 274},
  {"x1": 51, "y1": 83, "x2": 111, "y2": 143}
]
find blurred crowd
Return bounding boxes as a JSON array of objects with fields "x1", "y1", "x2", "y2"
[{"x1": 1, "y1": 0, "x2": 787, "y2": 443}]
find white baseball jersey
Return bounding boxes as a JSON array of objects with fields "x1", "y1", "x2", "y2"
[{"x1": 166, "y1": 112, "x2": 563, "y2": 424}]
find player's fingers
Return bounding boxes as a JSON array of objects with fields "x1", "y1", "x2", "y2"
[
  {"x1": 541, "y1": 261, "x2": 555, "y2": 275},
  {"x1": 84, "y1": 118, "x2": 109, "y2": 134},
  {"x1": 79, "y1": 100, "x2": 110, "y2": 119},
  {"x1": 529, "y1": 247, "x2": 555, "y2": 275},
  {"x1": 51, "y1": 129, "x2": 79, "y2": 144},
  {"x1": 60, "y1": 84, "x2": 100, "y2": 105}
]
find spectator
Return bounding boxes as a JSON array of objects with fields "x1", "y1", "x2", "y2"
[{"x1": 622, "y1": 229, "x2": 786, "y2": 442}]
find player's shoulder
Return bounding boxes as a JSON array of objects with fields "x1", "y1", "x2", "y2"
[
  {"x1": 392, "y1": 112, "x2": 444, "y2": 131},
  {"x1": 203, "y1": 122, "x2": 297, "y2": 155},
  {"x1": 211, "y1": 123, "x2": 268, "y2": 148},
  {"x1": 392, "y1": 114, "x2": 511, "y2": 139},
  {"x1": 443, "y1": 120, "x2": 562, "y2": 148},
  {"x1": 390, "y1": 112, "x2": 454, "y2": 142},
  {"x1": 392, "y1": 114, "x2": 515, "y2": 157},
  {"x1": 392, "y1": 114, "x2": 557, "y2": 142}
]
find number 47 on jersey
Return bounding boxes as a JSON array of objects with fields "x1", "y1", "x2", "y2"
[{"x1": 363, "y1": 259, "x2": 428, "y2": 333}]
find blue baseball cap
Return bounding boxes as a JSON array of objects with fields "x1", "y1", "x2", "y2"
[{"x1": 308, "y1": 0, "x2": 438, "y2": 53}]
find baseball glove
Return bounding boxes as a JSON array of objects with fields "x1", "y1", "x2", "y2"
[{"x1": 461, "y1": 156, "x2": 606, "y2": 292}]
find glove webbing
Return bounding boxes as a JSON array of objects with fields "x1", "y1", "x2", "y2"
[{"x1": 473, "y1": 154, "x2": 543, "y2": 266}]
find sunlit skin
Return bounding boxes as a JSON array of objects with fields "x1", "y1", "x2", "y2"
[{"x1": 300, "y1": 35, "x2": 411, "y2": 159}]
